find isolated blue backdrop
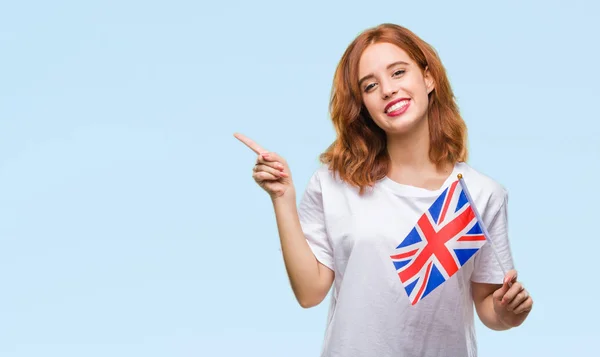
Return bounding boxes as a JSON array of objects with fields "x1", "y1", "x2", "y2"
[{"x1": 1, "y1": 1, "x2": 598, "y2": 356}]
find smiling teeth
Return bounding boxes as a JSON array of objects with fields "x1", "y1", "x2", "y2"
[{"x1": 387, "y1": 100, "x2": 409, "y2": 113}]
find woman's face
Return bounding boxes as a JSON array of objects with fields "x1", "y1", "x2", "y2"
[{"x1": 358, "y1": 42, "x2": 434, "y2": 136}]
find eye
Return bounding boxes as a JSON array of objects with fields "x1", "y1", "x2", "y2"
[
  {"x1": 393, "y1": 69, "x2": 406, "y2": 77},
  {"x1": 364, "y1": 83, "x2": 377, "y2": 92}
]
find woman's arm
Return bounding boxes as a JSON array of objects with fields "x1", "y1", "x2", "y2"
[
  {"x1": 273, "y1": 192, "x2": 334, "y2": 308},
  {"x1": 234, "y1": 133, "x2": 334, "y2": 308}
]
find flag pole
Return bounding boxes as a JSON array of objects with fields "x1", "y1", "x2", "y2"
[{"x1": 456, "y1": 173, "x2": 508, "y2": 277}]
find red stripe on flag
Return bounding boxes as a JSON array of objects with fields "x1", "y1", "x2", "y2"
[
  {"x1": 457, "y1": 234, "x2": 486, "y2": 241},
  {"x1": 390, "y1": 248, "x2": 419, "y2": 260},
  {"x1": 399, "y1": 207, "x2": 476, "y2": 282},
  {"x1": 438, "y1": 181, "x2": 458, "y2": 224},
  {"x1": 412, "y1": 261, "x2": 433, "y2": 305}
]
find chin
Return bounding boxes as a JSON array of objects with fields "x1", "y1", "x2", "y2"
[{"x1": 377, "y1": 114, "x2": 423, "y2": 136}]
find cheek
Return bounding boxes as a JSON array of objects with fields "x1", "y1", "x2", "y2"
[
  {"x1": 413, "y1": 81, "x2": 430, "y2": 101},
  {"x1": 362, "y1": 97, "x2": 379, "y2": 117}
]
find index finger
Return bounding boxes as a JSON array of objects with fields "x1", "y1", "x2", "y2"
[
  {"x1": 233, "y1": 132, "x2": 267, "y2": 155},
  {"x1": 504, "y1": 270, "x2": 517, "y2": 285},
  {"x1": 503, "y1": 269, "x2": 517, "y2": 290}
]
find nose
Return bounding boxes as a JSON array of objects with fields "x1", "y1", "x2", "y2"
[{"x1": 380, "y1": 78, "x2": 397, "y2": 99}]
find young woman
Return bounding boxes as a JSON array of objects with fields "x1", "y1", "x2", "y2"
[{"x1": 235, "y1": 23, "x2": 532, "y2": 357}]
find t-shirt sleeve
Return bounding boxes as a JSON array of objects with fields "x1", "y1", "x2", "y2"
[
  {"x1": 471, "y1": 190, "x2": 515, "y2": 284},
  {"x1": 297, "y1": 170, "x2": 335, "y2": 271}
]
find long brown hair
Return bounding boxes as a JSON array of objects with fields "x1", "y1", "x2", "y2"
[{"x1": 320, "y1": 23, "x2": 468, "y2": 194}]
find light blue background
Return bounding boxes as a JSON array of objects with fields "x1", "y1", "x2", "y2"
[{"x1": 1, "y1": 1, "x2": 598, "y2": 356}]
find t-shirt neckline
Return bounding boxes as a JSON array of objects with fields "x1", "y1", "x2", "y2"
[{"x1": 378, "y1": 163, "x2": 462, "y2": 197}]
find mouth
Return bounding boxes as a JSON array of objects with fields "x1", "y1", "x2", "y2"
[{"x1": 384, "y1": 98, "x2": 411, "y2": 117}]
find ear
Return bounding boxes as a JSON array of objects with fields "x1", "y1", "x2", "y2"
[{"x1": 424, "y1": 66, "x2": 435, "y2": 94}]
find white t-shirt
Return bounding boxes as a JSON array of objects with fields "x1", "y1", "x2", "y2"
[{"x1": 298, "y1": 162, "x2": 514, "y2": 357}]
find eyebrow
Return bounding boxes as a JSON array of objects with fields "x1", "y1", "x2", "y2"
[{"x1": 358, "y1": 61, "x2": 410, "y2": 87}]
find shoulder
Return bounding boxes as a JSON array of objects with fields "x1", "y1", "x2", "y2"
[
  {"x1": 301, "y1": 164, "x2": 333, "y2": 195},
  {"x1": 307, "y1": 163, "x2": 346, "y2": 189},
  {"x1": 455, "y1": 162, "x2": 508, "y2": 206},
  {"x1": 302, "y1": 163, "x2": 362, "y2": 201},
  {"x1": 299, "y1": 164, "x2": 346, "y2": 212}
]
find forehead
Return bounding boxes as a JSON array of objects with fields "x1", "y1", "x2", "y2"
[{"x1": 358, "y1": 42, "x2": 413, "y2": 75}]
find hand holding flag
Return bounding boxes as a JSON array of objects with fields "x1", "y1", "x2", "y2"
[
  {"x1": 492, "y1": 269, "x2": 533, "y2": 326},
  {"x1": 458, "y1": 173, "x2": 534, "y2": 323},
  {"x1": 391, "y1": 173, "x2": 533, "y2": 316}
]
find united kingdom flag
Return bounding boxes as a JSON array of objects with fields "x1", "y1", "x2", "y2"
[{"x1": 390, "y1": 179, "x2": 487, "y2": 305}]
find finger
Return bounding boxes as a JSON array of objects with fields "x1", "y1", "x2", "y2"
[
  {"x1": 504, "y1": 269, "x2": 518, "y2": 286},
  {"x1": 260, "y1": 151, "x2": 286, "y2": 164},
  {"x1": 507, "y1": 289, "x2": 528, "y2": 311},
  {"x1": 496, "y1": 270, "x2": 518, "y2": 299},
  {"x1": 501, "y1": 282, "x2": 523, "y2": 305},
  {"x1": 492, "y1": 286, "x2": 505, "y2": 302},
  {"x1": 234, "y1": 133, "x2": 267, "y2": 155},
  {"x1": 253, "y1": 171, "x2": 279, "y2": 182},
  {"x1": 512, "y1": 297, "x2": 533, "y2": 314},
  {"x1": 254, "y1": 164, "x2": 288, "y2": 178},
  {"x1": 256, "y1": 155, "x2": 285, "y2": 171}
]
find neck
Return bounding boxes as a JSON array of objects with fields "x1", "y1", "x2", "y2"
[
  {"x1": 385, "y1": 117, "x2": 455, "y2": 190},
  {"x1": 386, "y1": 117, "x2": 434, "y2": 172}
]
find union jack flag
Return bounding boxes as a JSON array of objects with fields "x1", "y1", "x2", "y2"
[{"x1": 390, "y1": 179, "x2": 487, "y2": 305}]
